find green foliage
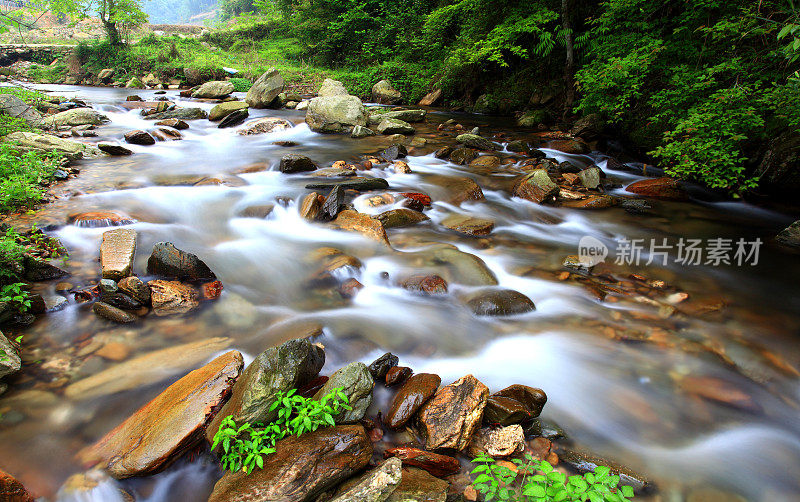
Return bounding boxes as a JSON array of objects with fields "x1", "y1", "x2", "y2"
[
  {"x1": 212, "y1": 387, "x2": 351, "y2": 475},
  {"x1": 0, "y1": 143, "x2": 61, "y2": 213},
  {"x1": 229, "y1": 77, "x2": 253, "y2": 92},
  {"x1": 471, "y1": 455, "x2": 635, "y2": 502},
  {"x1": 0, "y1": 227, "x2": 27, "y2": 283},
  {"x1": 27, "y1": 63, "x2": 68, "y2": 84},
  {"x1": 0, "y1": 283, "x2": 32, "y2": 314}
]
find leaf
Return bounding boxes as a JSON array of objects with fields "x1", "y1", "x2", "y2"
[
  {"x1": 522, "y1": 484, "x2": 546, "y2": 497},
  {"x1": 620, "y1": 485, "x2": 634, "y2": 497}
]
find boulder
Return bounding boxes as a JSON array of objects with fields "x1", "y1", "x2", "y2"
[
  {"x1": 0, "y1": 467, "x2": 34, "y2": 501},
  {"x1": 124, "y1": 129, "x2": 155, "y2": 145},
  {"x1": 65, "y1": 337, "x2": 232, "y2": 400},
  {"x1": 192, "y1": 80, "x2": 234, "y2": 99},
  {"x1": 418, "y1": 374, "x2": 489, "y2": 451},
  {"x1": 441, "y1": 214, "x2": 494, "y2": 237},
  {"x1": 578, "y1": 167, "x2": 601, "y2": 189},
  {"x1": 370, "y1": 109, "x2": 426, "y2": 123},
  {"x1": 456, "y1": 133, "x2": 499, "y2": 151},
  {"x1": 384, "y1": 447, "x2": 459, "y2": 477},
  {"x1": 449, "y1": 147, "x2": 478, "y2": 165},
  {"x1": 372, "y1": 80, "x2": 402, "y2": 104},
  {"x1": 332, "y1": 210, "x2": 390, "y2": 246},
  {"x1": 100, "y1": 229, "x2": 136, "y2": 281},
  {"x1": 97, "y1": 68, "x2": 114, "y2": 82},
  {"x1": 0, "y1": 93, "x2": 41, "y2": 125},
  {"x1": 92, "y1": 302, "x2": 137, "y2": 323},
  {"x1": 0, "y1": 331, "x2": 21, "y2": 380},
  {"x1": 377, "y1": 208, "x2": 429, "y2": 229},
  {"x1": 3, "y1": 132, "x2": 103, "y2": 160},
  {"x1": 205, "y1": 338, "x2": 325, "y2": 442},
  {"x1": 777, "y1": 220, "x2": 800, "y2": 248},
  {"x1": 517, "y1": 109, "x2": 549, "y2": 127},
  {"x1": 141, "y1": 73, "x2": 160, "y2": 87},
  {"x1": 305, "y1": 95, "x2": 368, "y2": 134},
  {"x1": 465, "y1": 289, "x2": 535, "y2": 316},
  {"x1": 484, "y1": 384, "x2": 547, "y2": 425},
  {"x1": 246, "y1": 68, "x2": 285, "y2": 108},
  {"x1": 209, "y1": 101, "x2": 249, "y2": 121},
  {"x1": 387, "y1": 468, "x2": 448, "y2": 502},
  {"x1": 318, "y1": 78, "x2": 349, "y2": 97},
  {"x1": 466, "y1": 425, "x2": 525, "y2": 458},
  {"x1": 238, "y1": 117, "x2": 293, "y2": 135},
  {"x1": 386, "y1": 373, "x2": 441, "y2": 429},
  {"x1": 125, "y1": 76, "x2": 144, "y2": 89},
  {"x1": 146, "y1": 242, "x2": 216, "y2": 281},
  {"x1": 78, "y1": 351, "x2": 243, "y2": 479},
  {"x1": 145, "y1": 107, "x2": 208, "y2": 121},
  {"x1": 97, "y1": 143, "x2": 133, "y2": 156},
  {"x1": 548, "y1": 138, "x2": 590, "y2": 154},
  {"x1": 418, "y1": 89, "x2": 442, "y2": 106},
  {"x1": 329, "y1": 457, "x2": 402, "y2": 502},
  {"x1": 39, "y1": 108, "x2": 108, "y2": 128},
  {"x1": 312, "y1": 362, "x2": 374, "y2": 423},
  {"x1": 513, "y1": 169, "x2": 559, "y2": 204},
  {"x1": 148, "y1": 280, "x2": 199, "y2": 316},
  {"x1": 280, "y1": 154, "x2": 318, "y2": 174},
  {"x1": 626, "y1": 177, "x2": 687, "y2": 200},
  {"x1": 377, "y1": 118, "x2": 414, "y2": 135},
  {"x1": 208, "y1": 425, "x2": 372, "y2": 502},
  {"x1": 428, "y1": 175, "x2": 484, "y2": 205},
  {"x1": 300, "y1": 192, "x2": 323, "y2": 220}
]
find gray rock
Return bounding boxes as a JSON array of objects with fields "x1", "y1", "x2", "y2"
[
  {"x1": 456, "y1": 133, "x2": 499, "y2": 151},
  {"x1": 208, "y1": 101, "x2": 248, "y2": 121},
  {"x1": 777, "y1": 220, "x2": 800, "y2": 248},
  {"x1": 306, "y1": 177, "x2": 389, "y2": 191},
  {"x1": 124, "y1": 130, "x2": 155, "y2": 145},
  {"x1": 98, "y1": 143, "x2": 133, "y2": 156},
  {"x1": 246, "y1": 68, "x2": 285, "y2": 108},
  {"x1": 146, "y1": 242, "x2": 216, "y2": 281},
  {"x1": 376, "y1": 118, "x2": 415, "y2": 135},
  {"x1": 351, "y1": 125, "x2": 375, "y2": 138},
  {"x1": 192, "y1": 80, "x2": 234, "y2": 99},
  {"x1": 306, "y1": 95, "x2": 368, "y2": 134},
  {"x1": 92, "y1": 302, "x2": 137, "y2": 323},
  {"x1": 578, "y1": 167, "x2": 601, "y2": 189},
  {"x1": 330, "y1": 457, "x2": 402, "y2": 502},
  {"x1": 318, "y1": 78, "x2": 349, "y2": 97},
  {"x1": 369, "y1": 109, "x2": 426, "y2": 123},
  {"x1": 466, "y1": 289, "x2": 535, "y2": 316},
  {"x1": 238, "y1": 117, "x2": 293, "y2": 135},
  {"x1": 217, "y1": 109, "x2": 248, "y2": 128},
  {"x1": 39, "y1": 108, "x2": 108, "y2": 128},
  {"x1": 0, "y1": 93, "x2": 41, "y2": 125},
  {"x1": 145, "y1": 108, "x2": 208, "y2": 121},
  {"x1": 312, "y1": 362, "x2": 374, "y2": 423},
  {"x1": 3, "y1": 132, "x2": 103, "y2": 160},
  {"x1": 0, "y1": 331, "x2": 21, "y2": 380},
  {"x1": 24, "y1": 256, "x2": 69, "y2": 281},
  {"x1": 372, "y1": 80, "x2": 402, "y2": 104},
  {"x1": 280, "y1": 154, "x2": 318, "y2": 174},
  {"x1": 386, "y1": 467, "x2": 448, "y2": 502}
]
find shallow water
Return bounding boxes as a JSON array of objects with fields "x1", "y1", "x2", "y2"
[{"x1": 1, "y1": 84, "x2": 799, "y2": 501}]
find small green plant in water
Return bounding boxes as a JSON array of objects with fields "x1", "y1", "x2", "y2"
[
  {"x1": 471, "y1": 454, "x2": 635, "y2": 502},
  {"x1": 212, "y1": 387, "x2": 351, "y2": 474}
]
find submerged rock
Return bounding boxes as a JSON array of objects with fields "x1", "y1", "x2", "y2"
[
  {"x1": 332, "y1": 210, "x2": 390, "y2": 246},
  {"x1": 146, "y1": 242, "x2": 216, "y2": 281},
  {"x1": 386, "y1": 373, "x2": 441, "y2": 429},
  {"x1": 465, "y1": 289, "x2": 535, "y2": 316},
  {"x1": 399, "y1": 275, "x2": 448, "y2": 295},
  {"x1": 78, "y1": 351, "x2": 243, "y2": 479},
  {"x1": 92, "y1": 302, "x2": 137, "y2": 324},
  {"x1": 208, "y1": 425, "x2": 372, "y2": 502},
  {"x1": 418, "y1": 374, "x2": 489, "y2": 451},
  {"x1": 312, "y1": 362, "x2": 374, "y2": 423},
  {"x1": 441, "y1": 214, "x2": 494, "y2": 237}
]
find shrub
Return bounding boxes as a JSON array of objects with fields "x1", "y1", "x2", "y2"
[
  {"x1": 0, "y1": 143, "x2": 62, "y2": 213},
  {"x1": 229, "y1": 77, "x2": 253, "y2": 92}
]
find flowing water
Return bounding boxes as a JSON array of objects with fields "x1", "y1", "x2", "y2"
[{"x1": 1, "y1": 84, "x2": 799, "y2": 501}]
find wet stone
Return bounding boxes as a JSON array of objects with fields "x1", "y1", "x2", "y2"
[
  {"x1": 381, "y1": 144, "x2": 408, "y2": 161},
  {"x1": 0, "y1": 468, "x2": 35, "y2": 501},
  {"x1": 300, "y1": 192, "x2": 323, "y2": 220},
  {"x1": 384, "y1": 447, "x2": 460, "y2": 477},
  {"x1": 377, "y1": 208, "x2": 429, "y2": 229},
  {"x1": 369, "y1": 352, "x2": 399, "y2": 380},
  {"x1": 98, "y1": 143, "x2": 133, "y2": 156},
  {"x1": 484, "y1": 384, "x2": 547, "y2": 425},
  {"x1": 418, "y1": 374, "x2": 489, "y2": 451},
  {"x1": 441, "y1": 214, "x2": 494, "y2": 237},
  {"x1": 399, "y1": 275, "x2": 448, "y2": 295},
  {"x1": 124, "y1": 130, "x2": 155, "y2": 145},
  {"x1": 280, "y1": 154, "x2": 318, "y2": 174},
  {"x1": 387, "y1": 467, "x2": 448, "y2": 502},
  {"x1": 217, "y1": 109, "x2": 249, "y2": 128},
  {"x1": 92, "y1": 302, "x2": 137, "y2": 324},
  {"x1": 449, "y1": 147, "x2": 478, "y2": 165},
  {"x1": 626, "y1": 177, "x2": 687, "y2": 200},
  {"x1": 513, "y1": 169, "x2": 559, "y2": 204},
  {"x1": 386, "y1": 373, "x2": 441, "y2": 429},
  {"x1": 147, "y1": 280, "x2": 199, "y2": 316},
  {"x1": 313, "y1": 362, "x2": 374, "y2": 423},
  {"x1": 385, "y1": 366, "x2": 412, "y2": 386},
  {"x1": 322, "y1": 185, "x2": 344, "y2": 220},
  {"x1": 100, "y1": 228, "x2": 136, "y2": 281},
  {"x1": 329, "y1": 458, "x2": 402, "y2": 502},
  {"x1": 147, "y1": 242, "x2": 216, "y2": 281},
  {"x1": 306, "y1": 177, "x2": 390, "y2": 191},
  {"x1": 118, "y1": 276, "x2": 151, "y2": 306},
  {"x1": 465, "y1": 289, "x2": 535, "y2": 316},
  {"x1": 558, "y1": 449, "x2": 651, "y2": 493},
  {"x1": 466, "y1": 425, "x2": 525, "y2": 458}
]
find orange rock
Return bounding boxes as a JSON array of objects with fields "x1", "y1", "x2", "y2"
[
  {"x1": 0, "y1": 467, "x2": 35, "y2": 501},
  {"x1": 201, "y1": 280, "x2": 224, "y2": 300},
  {"x1": 95, "y1": 342, "x2": 132, "y2": 362},
  {"x1": 626, "y1": 177, "x2": 687, "y2": 200},
  {"x1": 332, "y1": 210, "x2": 390, "y2": 246}
]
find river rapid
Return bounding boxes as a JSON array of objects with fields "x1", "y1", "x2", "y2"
[{"x1": 1, "y1": 84, "x2": 799, "y2": 502}]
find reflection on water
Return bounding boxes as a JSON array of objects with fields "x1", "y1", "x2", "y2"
[{"x1": 1, "y1": 83, "x2": 799, "y2": 501}]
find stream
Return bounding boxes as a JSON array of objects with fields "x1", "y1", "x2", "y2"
[{"x1": 1, "y1": 84, "x2": 799, "y2": 502}]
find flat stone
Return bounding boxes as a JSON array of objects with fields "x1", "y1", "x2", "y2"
[
  {"x1": 513, "y1": 169, "x2": 559, "y2": 204},
  {"x1": 332, "y1": 210, "x2": 390, "y2": 246},
  {"x1": 626, "y1": 177, "x2": 687, "y2": 200},
  {"x1": 329, "y1": 457, "x2": 402, "y2": 502},
  {"x1": 386, "y1": 373, "x2": 441, "y2": 429},
  {"x1": 418, "y1": 374, "x2": 489, "y2": 451},
  {"x1": 145, "y1": 107, "x2": 208, "y2": 121},
  {"x1": 441, "y1": 214, "x2": 494, "y2": 237},
  {"x1": 238, "y1": 117, "x2": 293, "y2": 135},
  {"x1": 78, "y1": 351, "x2": 243, "y2": 479},
  {"x1": 208, "y1": 425, "x2": 371, "y2": 502},
  {"x1": 148, "y1": 280, "x2": 199, "y2": 316},
  {"x1": 561, "y1": 194, "x2": 618, "y2": 209},
  {"x1": 312, "y1": 362, "x2": 374, "y2": 423},
  {"x1": 376, "y1": 118, "x2": 415, "y2": 135},
  {"x1": 64, "y1": 337, "x2": 232, "y2": 400},
  {"x1": 209, "y1": 100, "x2": 249, "y2": 121},
  {"x1": 386, "y1": 467, "x2": 447, "y2": 502},
  {"x1": 100, "y1": 229, "x2": 136, "y2": 281},
  {"x1": 384, "y1": 447, "x2": 460, "y2": 477},
  {"x1": 306, "y1": 177, "x2": 390, "y2": 191}
]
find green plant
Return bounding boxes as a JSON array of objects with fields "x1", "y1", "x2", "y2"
[
  {"x1": 212, "y1": 387, "x2": 351, "y2": 474},
  {"x1": 471, "y1": 454, "x2": 635, "y2": 502},
  {"x1": 229, "y1": 77, "x2": 253, "y2": 92},
  {"x1": 0, "y1": 283, "x2": 32, "y2": 314}
]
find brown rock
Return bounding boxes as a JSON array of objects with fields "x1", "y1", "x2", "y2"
[
  {"x1": 78, "y1": 351, "x2": 243, "y2": 479},
  {"x1": 384, "y1": 447, "x2": 460, "y2": 477},
  {"x1": 484, "y1": 384, "x2": 547, "y2": 425},
  {"x1": 399, "y1": 275, "x2": 448, "y2": 295},
  {"x1": 625, "y1": 177, "x2": 687, "y2": 200},
  {"x1": 441, "y1": 214, "x2": 494, "y2": 237},
  {"x1": 467, "y1": 425, "x2": 525, "y2": 458},
  {"x1": 68, "y1": 211, "x2": 136, "y2": 228},
  {"x1": 418, "y1": 89, "x2": 442, "y2": 106},
  {"x1": 386, "y1": 373, "x2": 441, "y2": 429},
  {"x1": 95, "y1": 342, "x2": 132, "y2": 361},
  {"x1": 118, "y1": 276, "x2": 151, "y2": 305},
  {"x1": 100, "y1": 228, "x2": 137, "y2": 281},
  {"x1": 376, "y1": 208, "x2": 429, "y2": 229},
  {"x1": 418, "y1": 374, "x2": 489, "y2": 451},
  {"x1": 208, "y1": 425, "x2": 372, "y2": 502},
  {"x1": 428, "y1": 175, "x2": 484, "y2": 205},
  {"x1": 513, "y1": 169, "x2": 559, "y2": 204},
  {"x1": 332, "y1": 210, "x2": 390, "y2": 246},
  {"x1": 155, "y1": 118, "x2": 189, "y2": 130},
  {"x1": 124, "y1": 130, "x2": 155, "y2": 145},
  {"x1": 399, "y1": 192, "x2": 432, "y2": 210},
  {"x1": 148, "y1": 280, "x2": 199, "y2": 316},
  {"x1": 0, "y1": 468, "x2": 35, "y2": 501},
  {"x1": 201, "y1": 280, "x2": 224, "y2": 300},
  {"x1": 385, "y1": 366, "x2": 412, "y2": 386},
  {"x1": 547, "y1": 138, "x2": 590, "y2": 154},
  {"x1": 387, "y1": 467, "x2": 448, "y2": 502},
  {"x1": 561, "y1": 194, "x2": 618, "y2": 209},
  {"x1": 299, "y1": 192, "x2": 324, "y2": 221}
]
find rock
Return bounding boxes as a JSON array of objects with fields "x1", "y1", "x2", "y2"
[
  {"x1": 384, "y1": 447, "x2": 459, "y2": 477},
  {"x1": 0, "y1": 331, "x2": 21, "y2": 380},
  {"x1": 351, "y1": 125, "x2": 376, "y2": 138},
  {"x1": 306, "y1": 95, "x2": 368, "y2": 133},
  {"x1": 449, "y1": 147, "x2": 478, "y2": 165},
  {"x1": 145, "y1": 107, "x2": 208, "y2": 121},
  {"x1": 465, "y1": 289, "x2": 535, "y2": 316},
  {"x1": 429, "y1": 175, "x2": 485, "y2": 205},
  {"x1": 441, "y1": 214, "x2": 494, "y2": 237},
  {"x1": 280, "y1": 154, "x2": 318, "y2": 174},
  {"x1": 329, "y1": 457, "x2": 402, "y2": 502},
  {"x1": 332, "y1": 210, "x2": 390, "y2": 246},
  {"x1": 626, "y1": 177, "x2": 687, "y2": 200},
  {"x1": 558, "y1": 449, "x2": 650, "y2": 493},
  {"x1": 125, "y1": 76, "x2": 144, "y2": 88},
  {"x1": 371, "y1": 109, "x2": 426, "y2": 123},
  {"x1": 246, "y1": 68, "x2": 285, "y2": 108},
  {"x1": 578, "y1": 167, "x2": 601, "y2": 189},
  {"x1": 368, "y1": 353, "x2": 399, "y2": 380},
  {"x1": 484, "y1": 385, "x2": 547, "y2": 425},
  {"x1": 372, "y1": 80, "x2": 402, "y2": 104},
  {"x1": 418, "y1": 374, "x2": 489, "y2": 451},
  {"x1": 238, "y1": 117, "x2": 293, "y2": 136},
  {"x1": 69, "y1": 211, "x2": 135, "y2": 228},
  {"x1": 0, "y1": 93, "x2": 41, "y2": 125},
  {"x1": 570, "y1": 113, "x2": 604, "y2": 140},
  {"x1": 155, "y1": 118, "x2": 189, "y2": 130},
  {"x1": 777, "y1": 220, "x2": 800, "y2": 248},
  {"x1": 92, "y1": 302, "x2": 137, "y2": 323},
  {"x1": 318, "y1": 78, "x2": 349, "y2": 97},
  {"x1": 377, "y1": 208, "x2": 429, "y2": 229},
  {"x1": 399, "y1": 275, "x2": 448, "y2": 295},
  {"x1": 466, "y1": 425, "x2": 525, "y2": 457},
  {"x1": 23, "y1": 256, "x2": 69, "y2": 281},
  {"x1": 65, "y1": 337, "x2": 232, "y2": 400},
  {"x1": 322, "y1": 185, "x2": 344, "y2": 220},
  {"x1": 209, "y1": 101, "x2": 248, "y2": 121},
  {"x1": 146, "y1": 242, "x2": 216, "y2": 281},
  {"x1": 296, "y1": 101, "x2": 310, "y2": 111},
  {"x1": 78, "y1": 352, "x2": 243, "y2": 479},
  {"x1": 513, "y1": 169, "x2": 559, "y2": 204},
  {"x1": 147, "y1": 280, "x2": 199, "y2": 316},
  {"x1": 469, "y1": 155, "x2": 501, "y2": 172},
  {"x1": 419, "y1": 245, "x2": 498, "y2": 286},
  {"x1": 39, "y1": 108, "x2": 108, "y2": 128},
  {"x1": 506, "y1": 140, "x2": 530, "y2": 153},
  {"x1": 97, "y1": 143, "x2": 133, "y2": 156},
  {"x1": 124, "y1": 130, "x2": 155, "y2": 145},
  {"x1": 100, "y1": 228, "x2": 136, "y2": 281},
  {"x1": 206, "y1": 338, "x2": 325, "y2": 441},
  {"x1": 313, "y1": 362, "x2": 374, "y2": 423},
  {"x1": 151, "y1": 127, "x2": 183, "y2": 141},
  {"x1": 456, "y1": 133, "x2": 498, "y2": 151},
  {"x1": 218, "y1": 109, "x2": 249, "y2": 128},
  {"x1": 44, "y1": 295, "x2": 68, "y2": 312},
  {"x1": 300, "y1": 192, "x2": 323, "y2": 220},
  {"x1": 98, "y1": 68, "x2": 114, "y2": 82},
  {"x1": 95, "y1": 342, "x2": 132, "y2": 361},
  {"x1": 548, "y1": 138, "x2": 590, "y2": 154},
  {"x1": 620, "y1": 199, "x2": 652, "y2": 214},
  {"x1": 192, "y1": 80, "x2": 234, "y2": 99},
  {"x1": 517, "y1": 109, "x2": 549, "y2": 127},
  {"x1": 237, "y1": 204, "x2": 275, "y2": 219},
  {"x1": 0, "y1": 467, "x2": 34, "y2": 501},
  {"x1": 386, "y1": 366, "x2": 412, "y2": 386},
  {"x1": 208, "y1": 425, "x2": 371, "y2": 502},
  {"x1": 387, "y1": 468, "x2": 448, "y2": 502},
  {"x1": 3, "y1": 132, "x2": 103, "y2": 160},
  {"x1": 386, "y1": 373, "x2": 441, "y2": 429},
  {"x1": 377, "y1": 118, "x2": 415, "y2": 135},
  {"x1": 418, "y1": 89, "x2": 442, "y2": 106},
  {"x1": 141, "y1": 73, "x2": 160, "y2": 87}
]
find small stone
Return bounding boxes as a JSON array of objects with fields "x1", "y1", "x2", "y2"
[
  {"x1": 467, "y1": 425, "x2": 525, "y2": 457},
  {"x1": 92, "y1": 302, "x2": 137, "y2": 323},
  {"x1": 98, "y1": 143, "x2": 133, "y2": 156},
  {"x1": 626, "y1": 177, "x2": 687, "y2": 200},
  {"x1": 385, "y1": 366, "x2": 412, "y2": 386},
  {"x1": 514, "y1": 169, "x2": 559, "y2": 204},
  {"x1": 386, "y1": 373, "x2": 441, "y2": 429},
  {"x1": 95, "y1": 342, "x2": 132, "y2": 361},
  {"x1": 466, "y1": 289, "x2": 535, "y2": 316},
  {"x1": 449, "y1": 147, "x2": 478, "y2": 165},
  {"x1": 399, "y1": 275, "x2": 448, "y2": 295},
  {"x1": 377, "y1": 208, "x2": 429, "y2": 229},
  {"x1": 118, "y1": 276, "x2": 151, "y2": 305},
  {"x1": 384, "y1": 446, "x2": 460, "y2": 477},
  {"x1": 484, "y1": 384, "x2": 547, "y2": 425},
  {"x1": 332, "y1": 210, "x2": 390, "y2": 246},
  {"x1": 124, "y1": 130, "x2": 155, "y2": 145},
  {"x1": 147, "y1": 280, "x2": 199, "y2": 316},
  {"x1": 418, "y1": 374, "x2": 489, "y2": 451},
  {"x1": 300, "y1": 192, "x2": 323, "y2": 220},
  {"x1": 368, "y1": 352, "x2": 399, "y2": 380}
]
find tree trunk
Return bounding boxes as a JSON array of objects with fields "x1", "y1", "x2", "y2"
[
  {"x1": 562, "y1": 0, "x2": 576, "y2": 119},
  {"x1": 100, "y1": 0, "x2": 122, "y2": 45}
]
